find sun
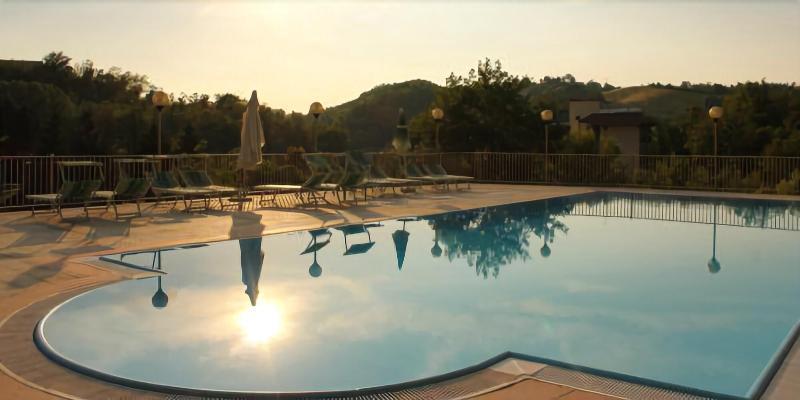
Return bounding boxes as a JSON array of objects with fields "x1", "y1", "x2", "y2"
[{"x1": 237, "y1": 302, "x2": 283, "y2": 345}]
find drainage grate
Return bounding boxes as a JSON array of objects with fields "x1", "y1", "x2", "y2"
[{"x1": 532, "y1": 366, "x2": 712, "y2": 400}]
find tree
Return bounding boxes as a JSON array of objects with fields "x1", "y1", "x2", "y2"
[{"x1": 433, "y1": 59, "x2": 540, "y2": 151}]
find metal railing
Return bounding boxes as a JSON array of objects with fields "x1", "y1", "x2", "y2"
[
  {"x1": 1, "y1": 152, "x2": 798, "y2": 211},
  {"x1": 0, "y1": 154, "x2": 306, "y2": 211},
  {"x1": 431, "y1": 153, "x2": 800, "y2": 194}
]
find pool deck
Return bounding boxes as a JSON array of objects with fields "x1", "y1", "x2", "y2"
[{"x1": 0, "y1": 184, "x2": 798, "y2": 400}]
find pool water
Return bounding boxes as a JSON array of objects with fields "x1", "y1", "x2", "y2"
[{"x1": 37, "y1": 193, "x2": 800, "y2": 397}]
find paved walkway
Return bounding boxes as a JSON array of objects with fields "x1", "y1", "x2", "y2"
[{"x1": 0, "y1": 184, "x2": 797, "y2": 399}]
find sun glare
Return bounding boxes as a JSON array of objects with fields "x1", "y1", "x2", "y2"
[{"x1": 237, "y1": 302, "x2": 283, "y2": 345}]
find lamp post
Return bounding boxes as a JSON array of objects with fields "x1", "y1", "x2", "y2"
[
  {"x1": 708, "y1": 106, "x2": 723, "y2": 157},
  {"x1": 431, "y1": 107, "x2": 444, "y2": 151},
  {"x1": 708, "y1": 106, "x2": 724, "y2": 188},
  {"x1": 540, "y1": 109, "x2": 554, "y2": 182},
  {"x1": 152, "y1": 91, "x2": 170, "y2": 155},
  {"x1": 309, "y1": 101, "x2": 324, "y2": 153}
]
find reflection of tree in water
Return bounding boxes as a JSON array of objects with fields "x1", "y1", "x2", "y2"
[
  {"x1": 424, "y1": 199, "x2": 571, "y2": 278},
  {"x1": 726, "y1": 199, "x2": 799, "y2": 228}
]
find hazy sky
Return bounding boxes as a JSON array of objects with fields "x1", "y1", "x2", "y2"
[{"x1": 1, "y1": 0, "x2": 798, "y2": 112}]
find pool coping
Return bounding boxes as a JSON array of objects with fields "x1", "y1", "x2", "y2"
[{"x1": 31, "y1": 190, "x2": 800, "y2": 400}]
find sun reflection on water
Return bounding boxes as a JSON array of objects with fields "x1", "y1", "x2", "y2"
[{"x1": 237, "y1": 302, "x2": 283, "y2": 345}]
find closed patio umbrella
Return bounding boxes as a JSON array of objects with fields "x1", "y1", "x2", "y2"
[
  {"x1": 239, "y1": 237, "x2": 265, "y2": 306},
  {"x1": 238, "y1": 90, "x2": 266, "y2": 171},
  {"x1": 233, "y1": 91, "x2": 266, "y2": 206},
  {"x1": 392, "y1": 108, "x2": 410, "y2": 154}
]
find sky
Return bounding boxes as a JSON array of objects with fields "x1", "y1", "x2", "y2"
[{"x1": 0, "y1": 0, "x2": 798, "y2": 112}]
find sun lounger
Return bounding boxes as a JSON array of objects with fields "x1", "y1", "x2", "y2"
[
  {"x1": 177, "y1": 169, "x2": 239, "y2": 209},
  {"x1": 151, "y1": 170, "x2": 215, "y2": 211},
  {"x1": 404, "y1": 161, "x2": 447, "y2": 188},
  {"x1": 345, "y1": 151, "x2": 420, "y2": 195},
  {"x1": 92, "y1": 159, "x2": 154, "y2": 218},
  {"x1": 25, "y1": 161, "x2": 105, "y2": 218},
  {"x1": 250, "y1": 184, "x2": 304, "y2": 206},
  {"x1": 302, "y1": 154, "x2": 347, "y2": 205},
  {"x1": 421, "y1": 162, "x2": 473, "y2": 189},
  {"x1": 0, "y1": 170, "x2": 20, "y2": 206}
]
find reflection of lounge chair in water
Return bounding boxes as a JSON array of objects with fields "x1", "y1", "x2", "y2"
[
  {"x1": 240, "y1": 237, "x2": 265, "y2": 306},
  {"x1": 335, "y1": 223, "x2": 380, "y2": 255},
  {"x1": 301, "y1": 229, "x2": 332, "y2": 277}
]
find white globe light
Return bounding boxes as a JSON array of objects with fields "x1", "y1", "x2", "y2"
[
  {"x1": 708, "y1": 106, "x2": 724, "y2": 120},
  {"x1": 152, "y1": 91, "x2": 170, "y2": 108},
  {"x1": 431, "y1": 107, "x2": 444, "y2": 121},
  {"x1": 309, "y1": 102, "x2": 325, "y2": 117}
]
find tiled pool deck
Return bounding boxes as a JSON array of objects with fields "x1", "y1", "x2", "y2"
[{"x1": 0, "y1": 184, "x2": 797, "y2": 400}]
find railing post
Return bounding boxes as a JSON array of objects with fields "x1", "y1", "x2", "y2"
[{"x1": 49, "y1": 154, "x2": 55, "y2": 194}]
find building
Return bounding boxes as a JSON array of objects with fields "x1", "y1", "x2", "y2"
[{"x1": 568, "y1": 99, "x2": 651, "y2": 156}]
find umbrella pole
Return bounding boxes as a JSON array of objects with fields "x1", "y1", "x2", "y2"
[{"x1": 239, "y1": 169, "x2": 246, "y2": 211}]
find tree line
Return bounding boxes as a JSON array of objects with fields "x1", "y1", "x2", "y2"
[{"x1": 1, "y1": 52, "x2": 798, "y2": 157}]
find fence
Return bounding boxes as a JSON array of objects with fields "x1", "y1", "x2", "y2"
[
  {"x1": 1, "y1": 152, "x2": 798, "y2": 211},
  {"x1": 433, "y1": 153, "x2": 800, "y2": 194}
]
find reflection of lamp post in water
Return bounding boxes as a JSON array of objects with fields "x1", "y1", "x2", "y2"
[
  {"x1": 151, "y1": 250, "x2": 168, "y2": 308},
  {"x1": 540, "y1": 200, "x2": 553, "y2": 258},
  {"x1": 540, "y1": 232, "x2": 552, "y2": 258},
  {"x1": 708, "y1": 204, "x2": 722, "y2": 274},
  {"x1": 302, "y1": 229, "x2": 331, "y2": 278},
  {"x1": 430, "y1": 229, "x2": 442, "y2": 258}
]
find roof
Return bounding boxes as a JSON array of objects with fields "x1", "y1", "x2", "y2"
[
  {"x1": 0, "y1": 59, "x2": 41, "y2": 71},
  {"x1": 579, "y1": 108, "x2": 646, "y2": 127},
  {"x1": 568, "y1": 97, "x2": 605, "y2": 103}
]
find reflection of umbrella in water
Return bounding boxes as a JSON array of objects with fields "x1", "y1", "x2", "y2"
[
  {"x1": 301, "y1": 229, "x2": 332, "y2": 277},
  {"x1": 240, "y1": 237, "x2": 265, "y2": 306},
  {"x1": 393, "y1": 218, "x2": 414, "y2": 270},
  {"x1": 335, "y1": 224, "x2": 380, "y2": 256}
]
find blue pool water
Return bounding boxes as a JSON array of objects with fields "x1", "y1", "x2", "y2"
[{"x1": 37, "y1": 193, "x2": 800, "y2": 397}]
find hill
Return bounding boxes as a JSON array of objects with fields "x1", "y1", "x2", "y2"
[
  {"x1": 602, "y1": 86, "x2": 711, "y2": 121},
  {"x1": 323, "y1": 79, "x2": 440, "y2": 149}
]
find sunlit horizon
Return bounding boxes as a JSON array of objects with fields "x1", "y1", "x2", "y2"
[{"x1": 1, "y1": 0, "x2": 798, "y2": 112}]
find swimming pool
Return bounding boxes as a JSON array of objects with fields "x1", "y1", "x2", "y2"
[{"x1": 35, "y1": 192, "x2": 800, "y2": 398}]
